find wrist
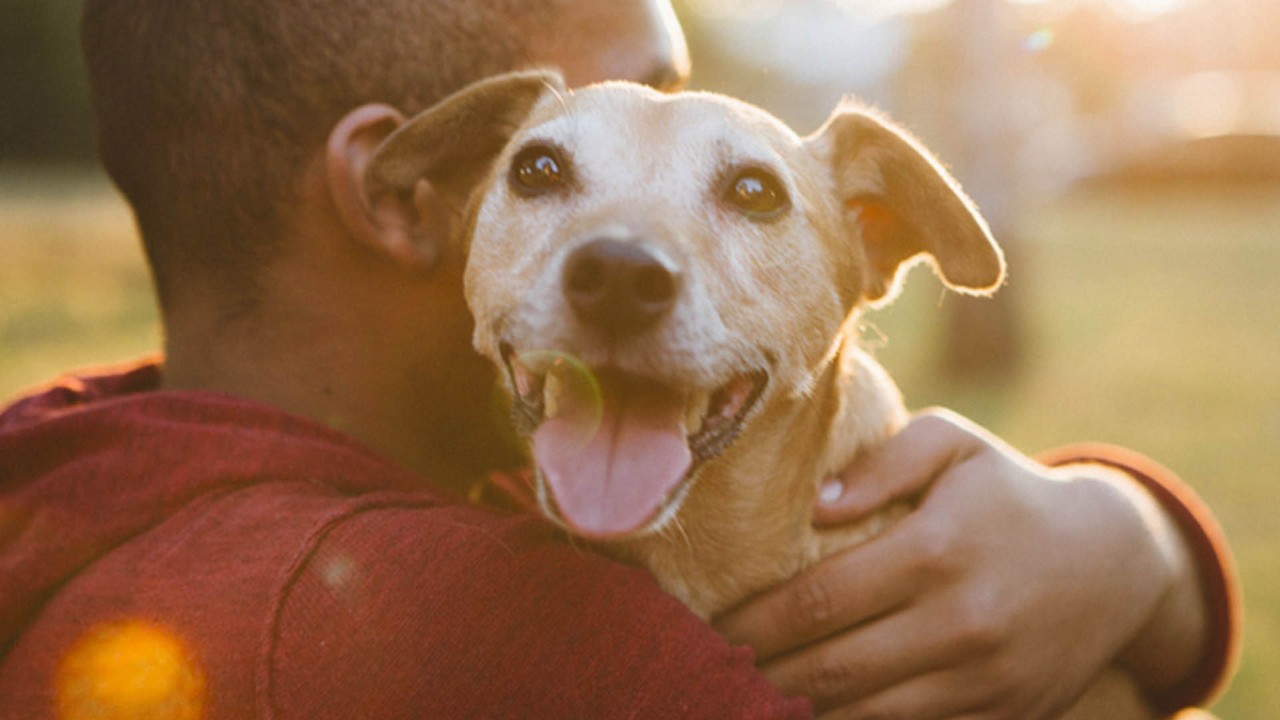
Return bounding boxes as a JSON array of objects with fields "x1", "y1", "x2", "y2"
[
  {"x1": 1096, "y1": 469, "x2": 1207, "y2": 693},
  {"x1": 1040, "y1": 444, "x2": 1240, "y2": 712},
  {"x1": 1053, "y1": 464, "x2": 1198, "y2": 682}
]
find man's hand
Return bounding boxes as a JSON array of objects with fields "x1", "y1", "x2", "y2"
[{"x1": 715, "y1": 410, "x2": 1200, "y2": 719}]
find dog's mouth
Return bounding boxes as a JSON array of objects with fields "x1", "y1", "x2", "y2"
[{"x1": 500, "y1": 343, "x2": 768, "y2": 540}]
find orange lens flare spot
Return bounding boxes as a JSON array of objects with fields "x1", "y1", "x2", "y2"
[{"x1": 56, "y1": 621, "x2": 206, "y2": 720}]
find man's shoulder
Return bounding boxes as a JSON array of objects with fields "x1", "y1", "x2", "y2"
[
  {"x1": 271, "y1": 500, "x2": 810, "y2": 719},
  {"x1": 0, "y1": 475, "x2": 509, "y2": 715}
]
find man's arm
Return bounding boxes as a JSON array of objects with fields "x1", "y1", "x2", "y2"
[
  {"x1": 1038, "y1": 443, "x2": 1240, "y2": 715},
  {"x1": 715, "y1": 410, "x2": 1239, "y2": 719},
  {"x1": 0, "y1": 478, "x2": 808, "y2": 720}
]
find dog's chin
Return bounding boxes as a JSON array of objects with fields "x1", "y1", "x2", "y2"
[{"x1": 498, "y1": 342, "x2": 769, "y2": 541}]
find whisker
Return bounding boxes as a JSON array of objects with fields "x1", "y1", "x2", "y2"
[{"x1": 667, "y1": 514, "x2": 694, "y2": 555}]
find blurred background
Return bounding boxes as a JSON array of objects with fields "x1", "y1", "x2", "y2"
[{"x1": 1, "y1": 0, "x2": 1277, "y2": 715}]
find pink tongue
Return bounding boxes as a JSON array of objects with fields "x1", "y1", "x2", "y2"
[{"x1": 532, "y1": 377, "x2": 691, "y2": 538}]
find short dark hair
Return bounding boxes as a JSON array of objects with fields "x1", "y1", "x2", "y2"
[{"x1": 81, "y1": 0, "x2": 553, "y2": 309}]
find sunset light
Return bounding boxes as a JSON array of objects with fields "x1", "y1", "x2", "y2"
[
  {"x1": 1011, "y1": 0, "x2": 1190, "y2": 20},
  {"x1": 0, "y1": 2, "x2": 1276, "y2": 719},
  {"x1": 1099, "y1": 0, "x2": 1189, "y2": 21}
]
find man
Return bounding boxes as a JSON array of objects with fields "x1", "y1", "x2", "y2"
[{"x1": 0, "y1": 1, "x2": 1236, "y2": 718}]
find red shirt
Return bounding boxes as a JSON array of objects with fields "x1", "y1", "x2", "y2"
[
  {"x1": 0, "y1": 361, "x2": 1238, "y2": 717},
  {"x1": 0, "y1": 362, "x2": 808, "y2": 719}
]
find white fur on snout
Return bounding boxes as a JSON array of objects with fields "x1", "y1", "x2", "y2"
[
  {"x1": 464, "y1": 84, "x2": 847, "y2": 396},
  {"x1": 491, "y1": 230, "x2": 742, "y2": 388}
]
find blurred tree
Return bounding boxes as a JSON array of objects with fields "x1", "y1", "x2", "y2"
[
  {"x1": 896, "y1": 0, "x2": 1027, "y2": 379},
  {"x1": 0, "y1": 0, "x2": 95, "y2": 164}
]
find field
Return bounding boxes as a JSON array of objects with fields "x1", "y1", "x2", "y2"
[
  {"x1": 876, "y1": 182, "x2": 1280, "y2": 719},
  {"x1": 2, "y1": 170, "x2": 1277, "y2": 717},
  {"x1": 0, "y1": 170, "x2": 160, "y2": 392}
]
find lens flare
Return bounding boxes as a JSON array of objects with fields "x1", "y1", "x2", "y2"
[
  {"x1": 1022, "y1": 28, "x2": 1054, "y2": 53},
  {"x1": 518, "y1": 349, "x2": 603, "y2": 451},
  {"x1": 56, "y1": 621, "x2": 205, "y2": 720}
]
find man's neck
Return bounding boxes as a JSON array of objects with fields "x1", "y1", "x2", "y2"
[{"x1": 161, "y1": 294, "x2": 520, "y2": 497}]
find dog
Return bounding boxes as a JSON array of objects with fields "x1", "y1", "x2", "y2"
[{"x1": 365, "y1": 70, "x2": 1155, "y2": 719}]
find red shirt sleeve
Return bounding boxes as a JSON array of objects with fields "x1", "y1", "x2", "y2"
[
  {"x1": 268, "y1": 502, "x2": 811, "y2": 719},
  {"x1": 1037, "y1": 444, "x2": 1241, "y2": 715}
]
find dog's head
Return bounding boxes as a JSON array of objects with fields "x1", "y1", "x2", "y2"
[{"x1": 367, "y1": 70, "x2": 1003, "y2": 540}]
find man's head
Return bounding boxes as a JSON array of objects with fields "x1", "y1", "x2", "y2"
[
  {"x1": 81, "y1": 0, "x2": 687, "y2": 315},
  {"x1": 79, "y1": 0, "x2": 688, "y2": 482}
]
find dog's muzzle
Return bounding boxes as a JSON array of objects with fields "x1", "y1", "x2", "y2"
[{"x1": 499, "y1": 343, "x2": 768, "y2": 539}]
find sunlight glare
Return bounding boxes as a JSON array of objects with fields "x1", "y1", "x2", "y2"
[
  {"x1": 1011, "y1": 0, "x2": 1190, "y2": 21},
  {"x1": 516, "y1": 350, "x2": 603, "y2": 451},
  {"x1": 57, "y1": 621, "x2": 206, "y2": 720},
  {"x1": 1174, "y1": 72, "x2": 1242, "y2": 138},
  {"x1": 688, "y1": 0, "x2": 950, "y2": 22},
  {"x1": 1113, "y1": 0, "x2": 1189, "y2": 21},
  {"x1": 683, "y1": 0, "x2": 785, "y2": 20},
  {"x1": 837, "y1": 0, "x2": 951, "y2": 21},
  {"x1": 1022, "y1": 28, "x2": 1055, "y2": 53}
]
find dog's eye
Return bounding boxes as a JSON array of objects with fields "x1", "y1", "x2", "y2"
[
  {"x1": 725, "y1": 168, "x2": 789, "y2": 219},
  {"x1": 510, "y1": 145, "x2": 568, "y2": 196}
]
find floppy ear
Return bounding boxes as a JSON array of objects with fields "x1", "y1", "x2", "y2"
[
  {"x1": 810, "y1": 102, "x2": 1005, "y2": 305},
  {"x1": 365, "y1": 69, "x2": 566, "y2": 211}
]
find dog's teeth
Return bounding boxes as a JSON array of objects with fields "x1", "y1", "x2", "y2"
[
  {"x1": 511, "y1": 356, "x2": 538, "y2": 400},
  {"x1": 544, "y1": 369, "x2": 563, "y2": 419},
  {"x1": 685, "y1": 391, "x2": 710, "y2": 435}
]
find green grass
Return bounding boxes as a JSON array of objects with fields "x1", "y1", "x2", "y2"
[
  {"x1": 0, "y1": 168, "x2": 160, "y2": 399},
  {"x1": 870, "y1": 184, "x2": 1280, "y2": 719},
  {"x1": 2, "y1": 171, "x2": 1277, "y2": 717}
]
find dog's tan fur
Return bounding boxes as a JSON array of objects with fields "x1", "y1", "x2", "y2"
[{"x1": 367, "y1": 70, "x2": 1154, "y2": 719}]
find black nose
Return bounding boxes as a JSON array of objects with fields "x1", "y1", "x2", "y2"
[{"x1": 562, "y1": 238, "x2": 682, "y2": 336}]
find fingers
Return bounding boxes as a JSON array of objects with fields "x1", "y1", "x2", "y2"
[
  {"x1": 759, "y1": 565, "x2": 1033, "y2": 714},
  {"x1": 814, "y1": 667, "x2": 1063, "y2": 720},
  {"x1": 814, "y1": 408, "x2": 989, "y2": 526},
  {"x1": 761, "y1": 601, "x2": 972, "y2": 711},
  {"x1": 813, "y1": 668, "x2": 1011, "y2": 720},
  {"x1": 720, "y1": 410, "x2": 1003, "y2": 662},
  {"x1": 713, "y1": 523, "x2": 926, "y2": 661}
]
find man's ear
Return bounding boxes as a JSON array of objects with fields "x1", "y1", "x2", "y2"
[
  {"x1": 327, "y1": 103, "x2": 446, "y2": 271},
  {"x1": 330, "y1": 70, "x2": 564, "y2": 273},
  {"x1": 809, "y1": 101, "x2": 1005, "y2": 305}
]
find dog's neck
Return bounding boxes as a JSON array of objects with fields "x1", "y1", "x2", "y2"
[{"x1": 607, "y1": 331, "x2": 908, "y2": 619}]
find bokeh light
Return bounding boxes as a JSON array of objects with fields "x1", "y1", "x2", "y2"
[
  {"x1": 516, "y1": 350, "x2": 604, "y2": 450},
  {"x1": 1174, "y1": 71, "x2": 1244, "y2": 138},
  {"x1": 56, "y1": 621, "x2": 205, "y2": 720}
]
